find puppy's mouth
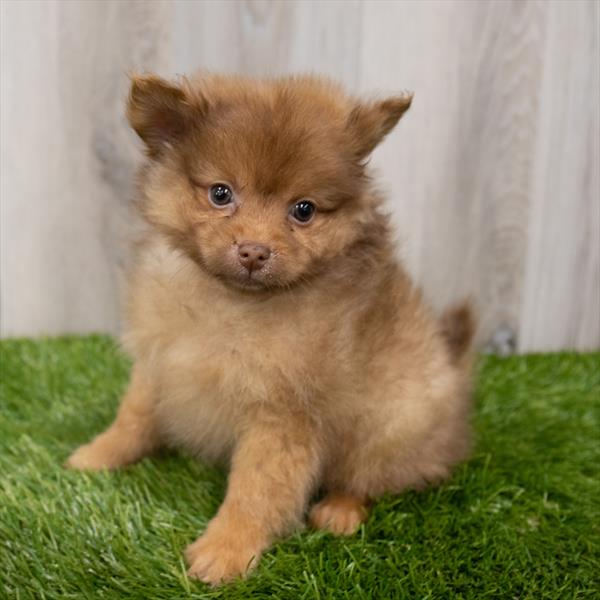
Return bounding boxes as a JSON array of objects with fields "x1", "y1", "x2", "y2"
[{"x1": 221, "y1": 270, "x2": 274, "y2": 292}]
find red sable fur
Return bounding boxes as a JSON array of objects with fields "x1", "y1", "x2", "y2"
[{"x1": 67, "y1": 72, "x2": 475, "y2": 585}]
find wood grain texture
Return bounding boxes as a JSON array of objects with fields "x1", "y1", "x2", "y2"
[
  {"x1": 519, "y1": 0, "x2": 600, "y2": 351},
  {"x1": 1, "y1": 0, "x2": 598, "y2": 351},
  {"x1": 0, "y1": 0, "x2": 172, "y2": 337},
  {"x1": 174, "y1": 0, "x2": 362, "y2": 87}
]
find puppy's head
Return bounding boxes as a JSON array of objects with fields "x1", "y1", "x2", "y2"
[{"x1": 127, "y1": 73, "x2": 412, "y2": 291}]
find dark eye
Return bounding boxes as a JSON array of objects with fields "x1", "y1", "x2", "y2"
[
  {"x1": 208, "y1": 183, "x2": 234, "y2": 207},
  {"x1": 290, "y1": 200, "x2": 315, "y2": 224}
]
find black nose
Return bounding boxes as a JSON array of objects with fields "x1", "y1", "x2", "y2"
[{"x1": 237, "y1": 241, "x2": 272, "y2": 272}]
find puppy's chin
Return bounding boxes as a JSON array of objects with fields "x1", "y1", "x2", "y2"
[
  {"x1": 211, "y1": 268, "x2": 282, "y2": 293},
  {"x1": 223, "y1": 274, "x2": 272, "y2": 292}
]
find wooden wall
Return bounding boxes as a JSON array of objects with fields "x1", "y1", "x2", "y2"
[{"x1": 1, "y1": 0, "x2": 598, "y2": 352}]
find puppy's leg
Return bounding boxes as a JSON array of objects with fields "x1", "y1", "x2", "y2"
[
  {"x1": 186, "y1": 415, "x2": 320, "y2": 585},
  {"x1": 66, "y1": 364, "x2": 161, "y2": 470},
  {"x1": 309, "y1": 492, "x2": 369, "y2": 535}
]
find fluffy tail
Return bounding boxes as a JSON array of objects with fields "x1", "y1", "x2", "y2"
[{"x1": 440, "y1": 301, "x2": 476, "y2": 364}]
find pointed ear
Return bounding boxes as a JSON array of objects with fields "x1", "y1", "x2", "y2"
[
  {"x1": 347, "y1": 92, "x2": 413, "y2": 159},
  {"x1": 126, "y1": 74, "x2": 193, "y2": 157}
]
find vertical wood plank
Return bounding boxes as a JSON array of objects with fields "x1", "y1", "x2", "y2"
[
  {"x1": 0, "y1": 0, "x2": 173, "y2": 336},
  {"x1": 173, "y1": 0, "x2": 362, "y2": 89},
  {"x1": 519, "y1": 0, "x2": 600, "y2": 351}
]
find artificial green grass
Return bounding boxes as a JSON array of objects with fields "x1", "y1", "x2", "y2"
[{"x1": 1, "y1": 336, "x2": 598, "y2": 599}]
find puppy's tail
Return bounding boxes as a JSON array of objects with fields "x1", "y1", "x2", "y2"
[{"x1": 440, "y1": 300, "x2": 477, "y2": 365}]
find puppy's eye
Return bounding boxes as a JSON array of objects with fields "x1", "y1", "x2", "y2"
[
  {"x1": 290, "y1": 200, "x2": 315, "y2": 224},
  {"x1": 208, "y1": 184, "x2": 234, "y2": 207}
]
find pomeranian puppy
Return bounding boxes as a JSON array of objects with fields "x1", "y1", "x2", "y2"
[{"x1": 67, "y1": 72, "x2": 475, "y2": 585}]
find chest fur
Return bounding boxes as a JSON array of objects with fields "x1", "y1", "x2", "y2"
[{"x1": 124, "y1": 267, "x2": 312, "y2": 459}]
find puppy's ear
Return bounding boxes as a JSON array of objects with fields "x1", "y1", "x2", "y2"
[
  {"x1": 347, "y1": 92, "x2": 413, "y2": 159},
  {"x1": 127, "y1": 74, "x2": 194, "y2": 157}
]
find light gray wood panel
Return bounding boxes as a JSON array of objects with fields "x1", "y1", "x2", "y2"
[
  {"x1": 519, "y1": 0, "x2": 600, "y2": 351},
  {"x1": 1, "y1": 0, "x2": 598, "y2": 351},
  {"x1": 174, "y1": 0, "x2": 362, "y2": 88},
  {"x1": 0, "y1": 0, "x2": 172, "y2": 337}
]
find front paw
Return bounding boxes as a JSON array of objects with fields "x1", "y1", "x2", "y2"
[
  {"x1": 185, "y1": 524, "x2": 263, "y2": 585},
  {"x1": 309, "y1": 492, "x2": 368, "y2": 535},
  {"x1": 65, "y1": 435, "x2": 130, "y2": 471},
  {"x1": 65, "y1": 441, "x2": 114, "y2": 471}
]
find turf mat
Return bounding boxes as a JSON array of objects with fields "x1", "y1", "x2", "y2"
[{"x1": 1, "y1": 336, "x2": 599, "y2": 599}]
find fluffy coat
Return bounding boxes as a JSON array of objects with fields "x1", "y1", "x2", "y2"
[{"x1": 67, "y1": 73, "x2": 475, "y2": 585}]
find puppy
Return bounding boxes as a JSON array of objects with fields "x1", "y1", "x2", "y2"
[{"x1": 67, "y1": 73, "x2": 475, "y2": 585}]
